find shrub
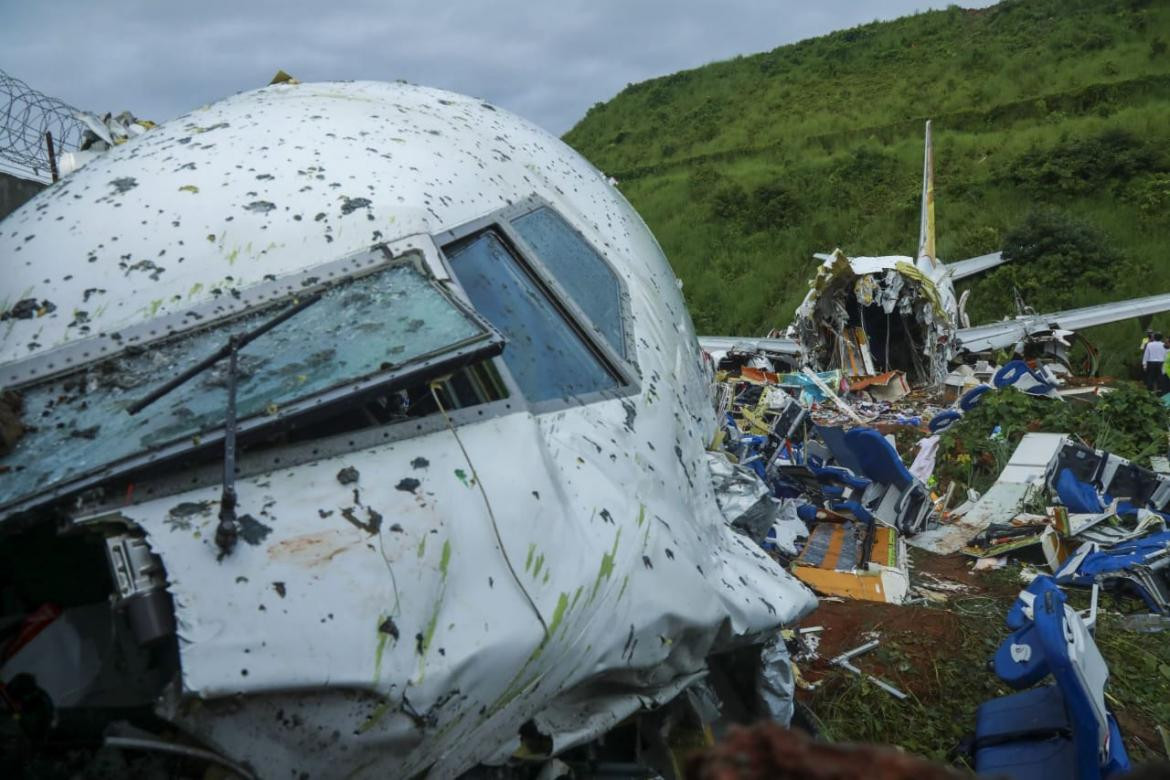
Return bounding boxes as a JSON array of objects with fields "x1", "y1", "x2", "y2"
[
  {"x1": 966, "y1": 207, "x2": 1133, "y2": 320},
  {"x1": 1007, "y1": 129, "x2": 1157, "y2": 194},
  {"x1": 937, "y1": 383, "x2": 1168, "y2": 494}
]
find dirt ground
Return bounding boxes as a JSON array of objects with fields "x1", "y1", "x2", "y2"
[{"x1": 789, "y1": 551, "x2": 1170, "y2": 767}]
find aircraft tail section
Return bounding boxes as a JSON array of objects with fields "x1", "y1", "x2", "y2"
[{"x1": 917, "y1": 120, "x2": 937, "y2": 270}]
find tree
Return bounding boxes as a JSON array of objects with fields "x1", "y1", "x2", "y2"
[{"x1": 964, "y1": 208, "x2": 1133, "y2": 322}]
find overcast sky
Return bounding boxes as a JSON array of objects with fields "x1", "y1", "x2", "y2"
[{"x1": 3, "y1": 1, "x2": 996, "y2": 136}]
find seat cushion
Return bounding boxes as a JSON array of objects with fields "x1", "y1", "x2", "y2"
[
  {"x1": 975, "y1": 685, "x2": 1069, "y2": 746},
  {"x1": 975, "y1": 733, "x2": 1077, "y2": 779}
]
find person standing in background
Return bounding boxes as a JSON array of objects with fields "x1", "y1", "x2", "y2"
[
  {"x1": 1161, "y1": 335, "x2": 1170, "y2": 394},
  {"x1": 1142, "y1": 333, "x2": 1166, "y2": 391}
]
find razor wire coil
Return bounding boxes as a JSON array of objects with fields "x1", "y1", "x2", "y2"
[{"x1": 1, "y1": 68, "x2": 86, "y2": 181}]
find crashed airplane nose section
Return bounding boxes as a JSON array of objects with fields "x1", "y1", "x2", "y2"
[
  {"x1": 96, "y1": 407, "x2": 814, "y2": 776},
  {"x1": 0, "y1": 80, "x2": 815, "y2": 776}
]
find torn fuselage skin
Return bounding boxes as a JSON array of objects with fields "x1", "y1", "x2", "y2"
[{"x1": 793, "y1": 250, "x2": 956, "y2": 386}]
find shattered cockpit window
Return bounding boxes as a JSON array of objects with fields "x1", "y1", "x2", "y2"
[
  {"x1": 0, "y1": 259, "x2": 500, "y2": 513},
  {"x1": 510, "y1": 206, "x2": 627, "y2": 359}
]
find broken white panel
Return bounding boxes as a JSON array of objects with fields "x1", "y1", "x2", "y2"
[
  {"x1": 909, "y1": 435, "x2": 941, "y2": 484},
  {"x1": 910, "y1": 433, "x2": 1066, "y2": 554},
  {"x1": 768, "y1": 499, "x2": 809, "y2": 557}
]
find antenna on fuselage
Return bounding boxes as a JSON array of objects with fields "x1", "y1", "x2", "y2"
[{"x1": 916, "y1": 119, "x2": 937, "y2": 271}]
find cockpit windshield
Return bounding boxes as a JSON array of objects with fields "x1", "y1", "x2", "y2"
[{"x1": 0, "y1": 255, "x2": 501, "y2": 515}]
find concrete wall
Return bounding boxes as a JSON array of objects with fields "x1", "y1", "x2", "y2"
[{"x1": 0, "y1": 172, "x2": 45, "y2": 222}]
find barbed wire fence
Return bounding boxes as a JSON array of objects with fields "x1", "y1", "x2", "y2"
[{"x1": 0, "y1": 68, "x2": 87, "y2": 183}]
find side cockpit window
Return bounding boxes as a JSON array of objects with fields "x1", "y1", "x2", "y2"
[
  {"x1": 509, "y1": 207, "x2": 627, "y2": 360},
  {"x1": 445, "y1": 231, "x2": 618, "y2": 402},
  {"x1": 440, "y1": 198, "x2": 637, "y2": 408}
]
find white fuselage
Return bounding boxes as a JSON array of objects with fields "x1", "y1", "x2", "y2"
[{"x1": 0, "y1": 82, "x2": 814, "y2": 776}]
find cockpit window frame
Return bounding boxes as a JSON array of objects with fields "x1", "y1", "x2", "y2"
[
  {"x1": 0, "y1": 238, "x2": 508, "y2": 520},
  {"x1": 1, "y1": 200, "x2": 643, "y2": 520},
  {"x1": 434, "y1": 195, "x2": 640, "y2": 414}
]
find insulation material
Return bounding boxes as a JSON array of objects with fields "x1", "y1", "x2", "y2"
[{"x1": 849, "y1": 371, "x2": 910, "y2": 401}]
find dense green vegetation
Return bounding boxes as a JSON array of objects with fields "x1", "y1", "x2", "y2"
[
  {"x1": 936, "y1": 382, "x2": 1170, "y2": 495},
  {"x1": 564, "y1": 0, "x2": 1170, "y2": 376}
]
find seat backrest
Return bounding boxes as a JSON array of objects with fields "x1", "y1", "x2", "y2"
[
  {"x1": 1033, "y1": 584, "x2": 1110, "y2": 777},
  {"x1": 1046, "y1": 441, "x2": 1105, "y2": 493},
  {"x1": 1105, "y1": 461, "x2": 1160, "y2": 506},
  {"x1": 843, "y1": 427, "x2": 914, "y2": 489},
  {"x1": 814, "y1": 425, "x2": 868, "y2": 476},
  {"x1": 1055, "y1": 468, "x2": 1106, "y2": 514},
  {"x1": 928, "y1": 409, "x2": 961, "y2": 433},
  {"x1": 958, "y1": 383, "x2": 993, "y2": 412}
]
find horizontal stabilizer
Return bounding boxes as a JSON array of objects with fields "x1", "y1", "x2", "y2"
[
  {"x1": 945, "y1": 252, "x2": 1006, "y2": 281},
  {"x1": 957, "y1": 293, "x2": 1170, "y2": 353}
]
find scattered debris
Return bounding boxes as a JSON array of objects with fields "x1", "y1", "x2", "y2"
[
  {"x1": 829, "y1": 638, "x2": 908, "y2": 701},
  {"x1": 911, "y1": 433, "x2": 1065, "y2": 555}
]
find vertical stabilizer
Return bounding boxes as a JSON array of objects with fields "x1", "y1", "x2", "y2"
[{"x1": 917, "y1": 120, "x2": 937, "y2": 269}]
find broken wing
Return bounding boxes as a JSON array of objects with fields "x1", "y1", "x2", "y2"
[{"x1": 957, "y1": 292, "x2": 1170, "y2": 353}]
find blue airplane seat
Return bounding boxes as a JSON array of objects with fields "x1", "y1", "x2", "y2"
[
  {"x1": 995, "y1": 360, "x2": 1057, "y2": 398},
  {"x1": 843, "y1": 428, "x2": 914, "y2": 489},
  {"x1": 827, "y1": 499, "x2": 876, "y2": 528},
  {"x1": 1005, "y1": 576, "x2": 1062, "y2": 630},
  {"x1": 796, "y1": 503, "x2": 819, "y2": 523},
  {"x1": 813, "y1": 425, "x2": 868, "y2": 476},
  {"x1": 974, "y1": 684, "x2": 1070, "y2": 749},
  {"x1": 992, "y1": 623, "x2": 1050, "y2": 690},
  {"x1": 808, "y1": 463, "x2": 871, "y2": 496},
  {"x1": 959, "y1": 383, "x2": 994, "y2": 412},
  {"x1": 974, "y1": 727, "x2": 1078, "y2": 780},
  {"x1": 1055, "y1": 468, "x2": 1106, "y2": 514},
  {"x1": 929, "y1": 409, "x2": 962, "y2": 433},
  {"x1": 842, "y1": 427, "x2": 931, "y2": 534},
  {"x1": 994, "y1": 360, "x2": 1032, "y2": 388},
  {"x1": 1059, "y1": 531, "x2": 1170, "y2": 584},
  {"x1": 975, "y1": 577, "x2": 1130, "y2": 779}
]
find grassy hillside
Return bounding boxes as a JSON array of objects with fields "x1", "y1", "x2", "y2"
[{"x1": 564, "y1": 0, "x2": 1170, "y2": 376}]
